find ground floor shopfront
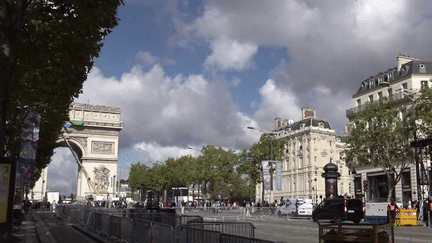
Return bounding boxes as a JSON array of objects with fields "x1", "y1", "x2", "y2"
[{"x1": 351, "y1": 163, "x2": 432, "y2": 205}]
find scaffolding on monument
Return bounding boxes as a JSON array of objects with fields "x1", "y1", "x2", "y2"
[{"x1": 62, "y1": 134, "x2": 99, "y2": 195}]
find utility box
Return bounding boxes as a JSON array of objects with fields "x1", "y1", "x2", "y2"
[{"x1": 46, "y1": 191, "x2": 60, "y2": 204}]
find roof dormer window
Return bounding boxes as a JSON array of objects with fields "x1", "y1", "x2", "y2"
[
  {"x1": 419, "y1": 63, "x2": 427, "y2": 73},
  {"x1": 300, "y1": 123, "x2": 305, "y2": 130},
  {"x1": 318, "y1": 121, "x2": 324, "y2": 128}
]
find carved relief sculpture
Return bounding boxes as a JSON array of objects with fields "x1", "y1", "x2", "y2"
[
  {"x1": 92, "y1": 141, "x2": 114, "y2": 154},
  {"x1": 93, "y1": 165, "x2": 110, "y2": 190}
]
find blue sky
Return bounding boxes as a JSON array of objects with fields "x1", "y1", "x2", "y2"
[{"x1": 47, "y1": 0, "x2": 432, "y2": 194}]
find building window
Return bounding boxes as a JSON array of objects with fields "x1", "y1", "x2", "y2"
[
  {"x1": 378, "y1": 92, "x2": 382, "y2": 100},
  {"x1": 356, "y1": 99, "x2": 361, "y2": 107},
  {"x1": 421, "y1": 80, "x2": 429, "y2": 89},
  {"x1": 388, "y1": 88, "x2": 393, "y2": 99},
  {"x1": 368, "y1": 95, "x2": 373, "y2": 102},
  {"x1": 314, "y1": 156, "x2": 317, "y2": 163}
]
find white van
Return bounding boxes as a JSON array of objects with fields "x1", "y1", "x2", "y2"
[
  {"x1": 277, "y1": 198, "x2": 297, "y2": 217},
  {"x1": 295, "y1": 199, "x2": 313, "y2": 217}
]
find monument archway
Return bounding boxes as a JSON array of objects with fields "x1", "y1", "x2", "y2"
[{"x1": 31, "y1": 102, "x2": 122, "y2": 201}]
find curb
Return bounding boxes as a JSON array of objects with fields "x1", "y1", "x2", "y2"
[
  {"x1": 32, "y1": 213, "x2": 57, "y2": 243},
  {"x1": 71, "y1": 225, "x2": 110, "y2": 243},
  {"x1": 54, "y1": 213, "x2": 109, "y2": 243}
]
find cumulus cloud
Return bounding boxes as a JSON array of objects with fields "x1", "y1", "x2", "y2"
[
  {"x1": 76, "y1": 63, "x2": 255, "y2": 153},
  {"x1": 255, "y1": 79, "x2": 301, "y2": 130},
  {"x1": 46, "y1": 148, "x2": 78, "y2": 195},
  {"x1": 188, "y1": 0, "x2": 432, "y2": 131},
  {"x1": 204, "y1": 36, "x2": 258, "y2": 71},
  {"x1": 135, "y1": 51, "x2": 176, "y2": 68},
  {"x1": 229, "y1": 76, "x2": 241, "y2": 87}
]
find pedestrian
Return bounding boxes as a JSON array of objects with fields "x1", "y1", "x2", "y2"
[
  {"x1": 246, "y1": 202, "x2": 251, "y2": 217},
  {"x1": 181, "y1": 200, "x2": 185, "y2": 214},
  {"x1": 407, "y1": 198, "x2": 413, "y2": 209},
  {"x1": 387, "y1": 200, "x2": 399, "y2": 224}
]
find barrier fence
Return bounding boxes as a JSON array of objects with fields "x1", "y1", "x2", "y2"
[{"x1": 56, "y1": 204, "x2": 274, "y2": 243}]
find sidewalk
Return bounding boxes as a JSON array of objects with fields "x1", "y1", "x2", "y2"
[
  {"x1": 11, "y1": 209, "x2": 61, "y2": 243},
  {"x1": 11, "y1": 211, "x2": 39, "y2": 243}
]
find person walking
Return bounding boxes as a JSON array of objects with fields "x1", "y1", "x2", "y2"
[
  {"x1": 246, "y1": 202, "x2": 251, "y2": 217},
  {"x1": 181, "y1": 200, "x2": 185, "y2": 214}
]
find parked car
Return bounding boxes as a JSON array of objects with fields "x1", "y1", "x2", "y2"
[
  {"x1": 312, "y1": 198, "x2": 364, "y2": 223},
  {"x1": 295, "y1": 199, "x2": 313, "y2": 217},
  {"x1": 278, "y1": 198, "x2": 297, "y2": 217}
]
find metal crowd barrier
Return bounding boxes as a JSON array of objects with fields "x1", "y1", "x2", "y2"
[
  {"x1": 186, "y1": 222, "x2": 255, "y2": 238},
  {"x1": 177, "y1": 226, "x2": 221, "y2": 243},
  {"x1": 56, "y1": 205, "x2": 273, "y2": 243}
]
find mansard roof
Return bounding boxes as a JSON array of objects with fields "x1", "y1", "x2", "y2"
[
  {"x1": 353, "y1": 59, "x2": 432, "y2": 98},
  {"x1": 274, "y1": 116, "x2": 332, "y2": 132}
]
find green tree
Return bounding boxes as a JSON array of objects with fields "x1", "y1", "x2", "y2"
[
  {"x1": 344, "y1": 98, "x2": 414, "y2": 202},
  {"x1": 237, "y1": 134, "x2": 285, "y2": 195},
  {"x1": 128, "y1": 162, "x2": 150, "y2": 190},
  {"x1": 198, "y1": 145, "x2": 245, "y2": 199},
  {"x1": 415, "y1": 87, "x2": 432, "y2": 138},
  {"x1": 0, "y1": 0, "x2": 123, "y2": 185}
]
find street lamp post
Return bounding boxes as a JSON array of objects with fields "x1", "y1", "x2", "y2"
[{"x1": 247, "y1": 126, "x2": 276, "y2": 204}]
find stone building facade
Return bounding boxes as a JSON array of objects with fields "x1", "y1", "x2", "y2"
[
  {"x1": 256, "y1": 107, "x2": 351, "y2": 204},
  {"x1": 345, "y1": 54, "x2": 432, "y2": 203}
]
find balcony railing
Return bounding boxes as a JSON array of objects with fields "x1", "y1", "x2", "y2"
[{"x1": 346, "y1": 91, "x2": 414, "y2": 117}]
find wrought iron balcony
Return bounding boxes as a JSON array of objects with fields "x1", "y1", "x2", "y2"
[{"x1": 346, "y1": 91, "x2": 415, "y2": 118}]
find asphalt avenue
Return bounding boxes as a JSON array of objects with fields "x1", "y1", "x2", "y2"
[{"x1": 11, "y1": 207, "x2": 432, "y2": 243}]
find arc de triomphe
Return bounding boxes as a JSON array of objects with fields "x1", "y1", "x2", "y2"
[{"x1": 31, "y1": 102, "x2": 123, "y2": 201}]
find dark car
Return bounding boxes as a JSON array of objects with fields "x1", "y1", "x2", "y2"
[{"x1": 312, "y1": 198, "x2": 364, "y2": 223}]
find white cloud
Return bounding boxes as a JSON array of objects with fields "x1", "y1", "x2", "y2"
[
  {"x1": 136, "y1": 51, "x2": 158, "y2": 65},
  {"x1": 183, "y1": 0, "x2": 432, "y2": 132},
  {"x1": 76, "y1": 64, "x2": 254, "y2": 152},
  {"x1": 254, "y1": 79, "x2": 301, "y2": 130},
  {"x1": 46, "y1": 148, "x2": 78, "y2": 195},
  {"x1": 134, "y1": 142, "x2": 198, "y2": 166},
  {"x1": 135, "y1": 51, "x2": 176, "y2": 67},
  {"x1": 229, "y1": 76, "x2": 241, "y2": 87},
  {"x1": 204, "y1": 36, "x2": 258, "y2": 71}
]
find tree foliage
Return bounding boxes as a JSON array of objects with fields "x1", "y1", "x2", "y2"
[
  {"x1": 127, "y1": 145, "x2": 253, "y2": 200},
  {"x1": 238, "y1": 134, "x2": 285, "y2": 187},
  {"x1": 344, "y1": 98, "x2": 414, "y2": 202},
  {"x1": 0, "y1": 0, "x2": 123, "y2": 185},
  {"x1": 415, "y1": 87, "x2": 432, "y2": 138}
]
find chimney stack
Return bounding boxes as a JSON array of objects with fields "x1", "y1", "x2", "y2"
[{"x1": 397, "y1": 54, "x2": 418, "y2": 72}]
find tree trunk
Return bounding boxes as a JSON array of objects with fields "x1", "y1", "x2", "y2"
[{"x1": 387, "y1": 173, "x2": 395, "y2": 202}]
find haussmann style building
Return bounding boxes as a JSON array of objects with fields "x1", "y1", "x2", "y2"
[
  {"x1": 256, "y1": 107, "x2": 351, "y2": 205},
  {"x1": 345, "y1": 54, "x2": 432, "y2": 204}
]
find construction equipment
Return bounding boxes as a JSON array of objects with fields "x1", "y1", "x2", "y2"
[{"x1": 62, "y1": 134, "x2": 99, "y2": 195}]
